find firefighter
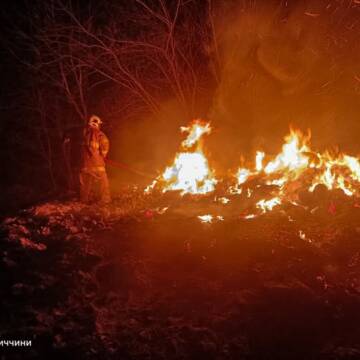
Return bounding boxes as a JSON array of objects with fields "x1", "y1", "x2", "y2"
[{"x1": 79, "y1": 115, "x2": 111, "y2": 204}]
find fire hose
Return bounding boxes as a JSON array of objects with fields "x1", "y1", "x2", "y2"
[{"x1": 105, "y1": 158, "x2": 156, "y2": 179}]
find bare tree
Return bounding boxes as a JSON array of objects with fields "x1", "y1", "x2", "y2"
[{"x1": 2, "y1": 0, "x2": 214, "y2": 190}]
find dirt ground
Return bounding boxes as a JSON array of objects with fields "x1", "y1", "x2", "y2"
[{"x1": 1, "y1": 192, "x2": 360, "y2": 359}]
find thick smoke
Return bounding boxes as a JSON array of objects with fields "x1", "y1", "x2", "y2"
[
  {"x1": 111, "y1": 0, "x2": 360, "y2": 186},
  {"x1": 111, "y1": 99, "x2": 189, "y2": 185},
  {"x1": 208, "y1": 0, "x2": 360, "y2": 172}
]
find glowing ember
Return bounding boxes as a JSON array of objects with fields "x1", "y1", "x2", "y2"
[
  {"x1": 256, "y1": 197, "x2": 281, "y2": 213},
  {"x1": 198, "y1": 214, "x2": 213, "y2": 223},
  {"x1": 198, "y1": 214, "x2": 224, "y2": 223},
  {"x1": 216, "y1": 197, "x2": 230, "y2": 204},
  {"x1": 299, "y1": 230, "x2": 306, "y2": 240},
  {"x1": 144, "y1": 179, "x2": 157, "y2": 194},
  {"x1": 243, "y1": 214, "x2": 257, "y2": 219},
  {"x1": 299, "y1": 230, "x2": 312, "y2": 243}
]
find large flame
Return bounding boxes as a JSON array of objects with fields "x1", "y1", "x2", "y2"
[
  {"x1": 309, "y1": 153, "x2": 360, "y2": 196},
  {"x1": 146, "y1": 121, "x2": 360, "y2": 217},
  {"x1": 264, "y1": 129, "x2": 310, "y2": 176},
  {"x1": 232, "y1": 128, "x2": 360, "y2": 212},
  {"x1": 147, "y1": 120, "x2": 217, "y2": 195}
]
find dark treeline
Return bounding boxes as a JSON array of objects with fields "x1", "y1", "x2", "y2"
[
  {"x1": 1, "y1": 0, "x2": 359, "y2": 213},
  {"x1": 0, "y1": 0, "x2": 217, "y2": 212}
]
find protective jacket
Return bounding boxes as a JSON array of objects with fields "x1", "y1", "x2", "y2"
[
  {"x1": 79, "y1": 125, "x2": 111, "y2": 203},
  {"x1": 81, "y1": 126, "x2": 109, "y2": 170}
]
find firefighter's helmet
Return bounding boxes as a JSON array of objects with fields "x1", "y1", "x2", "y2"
[{"x1": 88, "y1": 115, "x2": 102, "y2": 128}]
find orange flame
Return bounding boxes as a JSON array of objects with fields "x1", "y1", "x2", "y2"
[
  {"x1": 146, "y1": 122, "x2": 360, "y2": 215},
  {"x1": 232, "y1": 128, "x2": 360, "y2": 212},
  {"x1": 147, "y1": 120, "x2": 217, "y2": 195}
]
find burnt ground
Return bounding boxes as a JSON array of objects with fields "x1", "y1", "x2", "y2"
[{"x1": 1, "y1": 191, "x2": 360, "y2": 360}]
